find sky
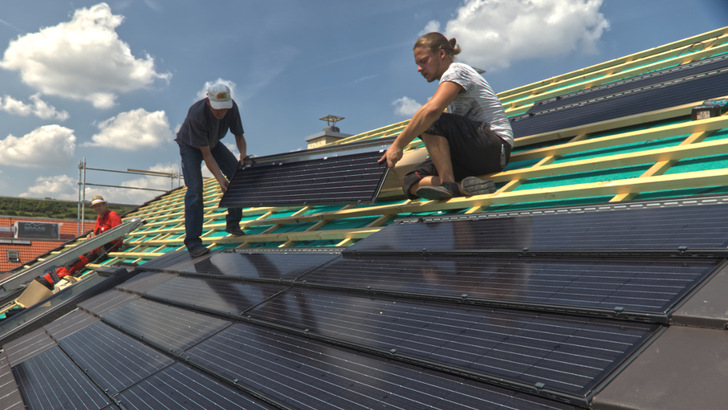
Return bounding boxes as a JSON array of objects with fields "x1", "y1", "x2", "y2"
[{"x1": 0, "y1": 0, "x2": 726, "y2": 205}]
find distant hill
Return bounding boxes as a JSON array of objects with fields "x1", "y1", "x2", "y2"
[{"x1": 0, "y1": 196, "x2": 136, "y2": 220}]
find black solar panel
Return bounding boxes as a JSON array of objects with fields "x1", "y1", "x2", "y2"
[
  {"x1": 219, "y1": 150, "x2": 388, "y2": 207},
  {"x1": 3, "y1": 329, "x2": 55, "y2": 368},
  {"x1": 347, "y1": 204, "x2": 728, "y2": 253},
  {"x1": 101, "y1": 298, "x2": 230, "y2": 352},
  {"x1": 169, "y1": 251, "x2": 339, "y2": 281},
  {"x1": 77, "y1": 288, "x2": 139, "y2": 316},
  {"x1": 43, "y1": 309, "x2": 99, "y2": 341},
  {"x1": 116, "y1": 362, "x2": 273, "y2": 409},
  {"x1": 302, "y1": 255, "x2": 717, "y2": 318},
  {"x1": 12, "y1": 346, "x2": 111, "y2": 409},
  {"x1": 187, "y1": 323, "x2": 575, "y2": 409},
  {"x1": 511, "y1": 56, "x2": 728, "y2": 137},
  {"x1": 247, "y1": 289, "x2": 656, "y2": 398},
  {"x1": 144, "y1": 276, "x2": 288, "y2": 316},
  {"x1": 530, "y1": 54, "x2": 728, "y2": 114},
  {"x1": 59, "y1": 321, "x2": 174, "y2": 395},
  {"x1": 0, "y1": 352, "x2": 23, "y2": 409}
]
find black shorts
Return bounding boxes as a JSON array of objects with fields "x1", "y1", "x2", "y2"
[{"x1": 402, "y1": 113, "x2": 511, "y2": 198}]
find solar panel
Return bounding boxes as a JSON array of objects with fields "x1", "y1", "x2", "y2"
[
  {"x1": 116, "y1": 362, "x2": 272, "y2": 409},
  {"x1": 347, "y1": 204, "x2": 728, "y2": 253},
  {"x1": 530, "y1": 54, "x2": 728, "y2": 114},
  {"x1": 77, "y1": 290, "x2": 140, "y2": 321},
  {"x1": 59, "y1": 321, "x2": 174, "y2": 395},
  {"x1": 187, "y1": 323, "x2": 575, "y2": 409},
  {"x1": 0, "y1": 352, "x2": 23, "y2": 409},
  {"x1": 100, "y1": 298, "x2": 231, "y2": 353},
  {"x1": 511, "y1": 56, "x2": 728, "y2": 137},
  {"x1": 247, "y1": 288, "x2": 657, "y2": 399},
  {"x1": 3, "y1": 329, "x2": 55, "y2": 368},
  {"x1": 168, "y1": 251, "x2": 339, "y2": 281},
  {"x1": 12, "y1": 346, "x2": 111, "y2": 409},
  {"x1": 144, "y1": 276, "x2": 288, "y2": 316},
  {"x1": 302, "y1": 255, "x2": 717, "y2": 318},
  {"x1": 43, "y1": 309, "x2": 99, "y2": 341},
  {"x1": 219, "y1": 150, "x2": 388, "y2": 207}
]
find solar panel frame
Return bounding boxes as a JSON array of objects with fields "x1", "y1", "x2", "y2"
[{"x1": 219, "y1": 150, "x2": 389, "y2": 207}]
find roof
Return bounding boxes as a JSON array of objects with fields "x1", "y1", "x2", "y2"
[
  {"x1": 0, "y1": 216, "x2": 93, "y2": 273},
  {"x1": 2, "y1": 26, "x2": 728, "y2": 409}
]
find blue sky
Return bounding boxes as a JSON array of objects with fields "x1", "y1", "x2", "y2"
[{"x1": 0, "y1": 0, "x2": 726, "y2": 205}]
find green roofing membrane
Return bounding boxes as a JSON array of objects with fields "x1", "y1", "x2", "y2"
[
  {"x1": 633, "y1": 185, "x2": 728, "y2": 201},
  {"x1": 515, "y1": 164, "x2": 650, "y2": 190},
  {"x1": 666, "y1": 153, "x2": 728, "y2": 173},
  {"x1": 555, "y1": 134, "x2": 688, "y2": 163}
]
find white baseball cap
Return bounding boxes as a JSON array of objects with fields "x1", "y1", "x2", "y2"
[
  {"x1": 206, "y1": 83, "x2": 233, "y2": 109},
  {"x1": 90, "y1": 195, "x2": 106, "y2": 206}
]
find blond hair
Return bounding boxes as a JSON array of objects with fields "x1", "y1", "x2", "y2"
[{"x1": 414, "y1": 32, "x2": 461, "y2": 57}]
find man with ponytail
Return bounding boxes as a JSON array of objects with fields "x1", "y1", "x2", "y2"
[{"x1": 379, "y1": 32, "x2": 514, "y2": 200}]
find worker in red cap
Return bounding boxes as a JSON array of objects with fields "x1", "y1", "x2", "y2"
[{"x1": 35, "y1": 195, "x2": 122, "y2": 290}]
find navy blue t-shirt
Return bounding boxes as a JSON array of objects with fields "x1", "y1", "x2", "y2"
[{"x1": 176, "y1": 99, "x2": 244, "y2": 148}]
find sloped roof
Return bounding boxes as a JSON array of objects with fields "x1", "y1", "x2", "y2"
[{"x1": 2, "y1": 26, "x2": 728, "y2": 409}]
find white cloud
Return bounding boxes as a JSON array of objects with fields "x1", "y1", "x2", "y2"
[
  {"x1": 21, "y1": 162, "x2": 182, "y2": 204},
  {"x1": 0, "y1": 125, "x2": 76, "y2": 167},
  {"x1": 0, "y1": 3, "x2": 171, "y2": 108},
  {"x1": 421, "y1": 20, "x2": 441, "y2": 36},
  {"x1": 20, "y1": 174, "x2": 77, "y2": 200},
  {"x1": 393, "y1": 96, "x2": 422, "y2": 116},
  {"x1": 437, "y1": 0, "x2": 609, "y2": 71},
  {"x1": 85, "y1": 108, "x2": 173, "y2": 150},
  {"x1": 99, "y1": 162, "x2": 181, "y2": 205},
  {"x1": 0, "y1": 93, "x2": 69, "y2": 121}
]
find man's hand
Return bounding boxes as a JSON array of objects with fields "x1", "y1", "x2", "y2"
[
  {"x1": 378, "y1": 145, "x2": 403, "y2": 169},
  {"x1": 240, "y1": 154, "x2": 255, "y2": 166},
  {"x1": 217, "y1": 176, "x2": 229, "y2": 192}
]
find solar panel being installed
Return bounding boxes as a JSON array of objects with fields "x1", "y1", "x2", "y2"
[{"x1": 219, "y1": 150, "x2": 389, "y2": 207}]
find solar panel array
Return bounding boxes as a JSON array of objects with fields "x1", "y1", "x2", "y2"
[
  {"x1": 3, "y1": 28, "x2": 728, "y2": 409},
  {"x1": 219, "y1": 150, "x2": 389, "y2": 207},
  {"x1": 510, "y1": 53, "x2": 728, "y2": 137},
  {"x1": 4, "y1": 201, "x2": 726, "y2": 408}
]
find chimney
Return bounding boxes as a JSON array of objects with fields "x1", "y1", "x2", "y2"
[{"x1": 305, "y1": 115, "x2": 353, "y2": 149}]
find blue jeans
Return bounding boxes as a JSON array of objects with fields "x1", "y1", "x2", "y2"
[{"x1": 178, "y1": 142, "x2": 242, "y2": 249}]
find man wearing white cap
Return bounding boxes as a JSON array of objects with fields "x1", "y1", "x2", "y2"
[
  {"x1": 176, "y1": 82, "x2": 249, "y2": 258},
  {"x1": 36, "y1": 195, "x2": 122, "y2": 290}
]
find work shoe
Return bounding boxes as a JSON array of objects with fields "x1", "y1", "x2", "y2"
[
  {"x1": 225, "y1": 225, "x2": 245, "y2": 236},
  {"x1": 416, "y1": 182, "x2": 460, "y2": 200},
  {"x1": 460, "y1": 176, "x2": 496, "y2": 196},
  {"x1": 188, "y1": 245, "x2": 209, "y2": 258}
]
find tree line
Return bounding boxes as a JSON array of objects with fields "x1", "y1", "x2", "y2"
[{"x1": 0, "y1": 197, "x2": 135, "y2": 220}]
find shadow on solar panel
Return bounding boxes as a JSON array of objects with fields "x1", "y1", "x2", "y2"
[{"x1": 219, "y1": 150, "x2": 389, "y2": 207}]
